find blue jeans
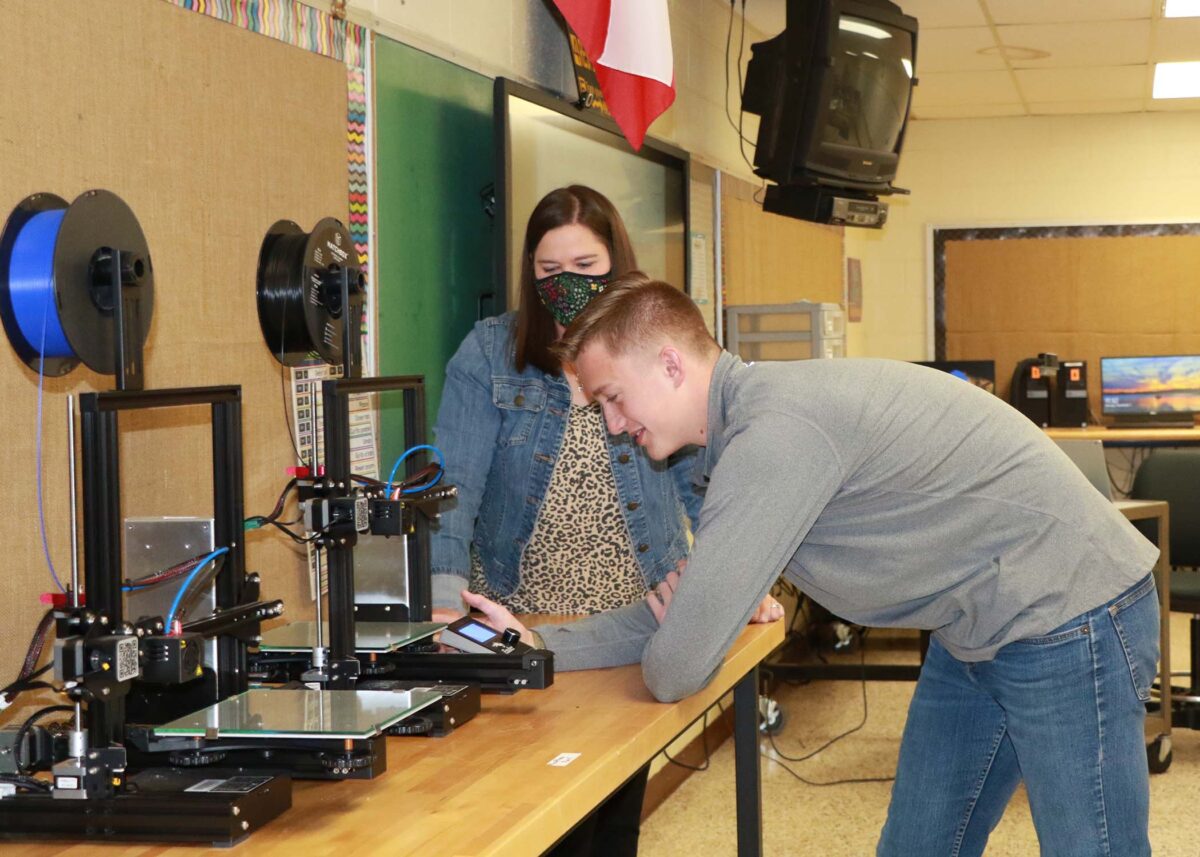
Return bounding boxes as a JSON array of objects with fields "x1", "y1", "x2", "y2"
[{"x1": 879, "y1": 574, "x2": 1159, "y2": 857}]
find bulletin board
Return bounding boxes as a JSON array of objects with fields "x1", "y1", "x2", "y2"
[
  {"x1": 720, "y1": 175, "x2": 844, "y2": 358},
  {"x1": 938, "y1": 228, "x2": 1200, "y2": 413},
  {"x1": 720, "y1": 175, "x2": 844, "y2": 307},
  {"x1": 0, "y1": 0, "x2": 350, "y2": 696}
]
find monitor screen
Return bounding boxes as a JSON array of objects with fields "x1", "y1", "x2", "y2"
[
  {"x1": 819, "y1": 15, "x2": 914, "y2": 156},
  {"x1": 1100, "y1": 355, "x2": 1200, "y2": 416},
  {"x1": 457, "y1": 622, "x2": 495, "y2": 644},
  {"x1": 914, "y1": 360, "x2": 996, "y2": 395}
]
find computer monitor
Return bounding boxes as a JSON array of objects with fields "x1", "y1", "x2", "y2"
[
  {"x1": 913, "y1": 360, "x2": 996, "y2": 395},
  {"x1": 1100, "y1": 355, "x2": 1200, "y2": 427}
]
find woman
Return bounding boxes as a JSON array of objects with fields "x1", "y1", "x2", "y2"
[
  {"x1": 430, "y1": 185, "x2": 780, "y2": 856},
  {"x1": 430, "y1": 185, "x2": 705, "y2": 621}
]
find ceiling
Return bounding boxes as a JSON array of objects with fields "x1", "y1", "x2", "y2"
[{"x1": 739, "y1": 0, "x2": 1200, "y2": 119}]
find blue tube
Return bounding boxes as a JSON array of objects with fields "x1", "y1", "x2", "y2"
[
  {"x1": 385, "y1": 444, "x2": 445, "y2": 494},
  {"x1": 164, "y1": 548, "x2": 229, "y2": 631},
  {"x1": 9, "y1": 209, "x2": 72, "y2": 359}
]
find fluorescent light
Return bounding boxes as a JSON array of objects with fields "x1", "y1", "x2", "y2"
[
  {"x1": 1153, "y1": 61, "x2": 1200, "y2": 98},
  {"x1": 840, "y1": 17, "x2": 892, "y2": 40},
  {"x1": 901, "y1": 58, "x2": 914, "y2": 78},
  {"x1": 1164, "y1": 0, "x2": 1200, "y2": 18}
]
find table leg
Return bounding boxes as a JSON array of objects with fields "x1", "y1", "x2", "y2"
[
  {"x1": 734, "y1": 667, "x2": 762, "y2": 857},
  {"x1": 1156, "y1": 510, "x2": 1172, "y2": 758}
]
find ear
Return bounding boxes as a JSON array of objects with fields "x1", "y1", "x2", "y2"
[{"x1": 660, "y1": 346, "x2": 685, "y2": 389}]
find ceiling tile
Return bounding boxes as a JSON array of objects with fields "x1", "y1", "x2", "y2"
[
  {"x1": 895, "y1": 0, "x2": 988, "y2": 29},
  {"x1": 1147, "y1": 94, "x2": 1200, "y2": 109},
  {"x1": 1028, "y1": 98, "x2": 1146, "y2": 114},
  {"x1": 910, "y1": 103, "x2": 1027, "y2": 119},
  {"x1": 998, "y1": 20, "x2": 1152, "y2": 68},
  {"x1": 911, "y1": 69, "x2": 1020, "y2": 106},
  {"x1": 1014, "y1": 64, "x2": 1149, "y2": 101},
  {"x1": 917, "y1": 27, "x2": 1005, "y2": 72},
  {"x1": 1153, "y1": 18, "x2": 1200, "y2": 62},
  {"x1": 984, "y1": 0, "x2": 1153, "y2": 25}
]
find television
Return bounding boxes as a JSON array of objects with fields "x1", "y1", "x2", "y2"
[
  {"x1": 1100, "y1": 355, "x2": 1200, "y2": 427},
  {"x1": 914, "y1": 360, "x2": 996, "y2": 395},
  {"x1": 493, "y1": 79, "x2": 689, "y2": 311},
  {"x1": 743, "y1": 0, "x2": 918, "y2": 225}
]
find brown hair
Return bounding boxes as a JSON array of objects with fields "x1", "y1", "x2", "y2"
[
  {"x1": 552, "y1": 272, "x2": 719, "y2": 365},
  {"x1": 513, "y1": 186, "x2": 638, "y2": 373}
]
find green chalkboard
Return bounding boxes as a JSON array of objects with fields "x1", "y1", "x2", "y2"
[{"x1": 374, "y1": 37, "x2": 495, "y2": 444}]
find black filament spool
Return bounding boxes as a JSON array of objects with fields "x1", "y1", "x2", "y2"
[{"x1": 256, "y1": 217, "x2": 363, "y2": 367}]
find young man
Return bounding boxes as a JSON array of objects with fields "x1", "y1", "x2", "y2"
[{"x1": 462, "y1": 273, "x2": 1160, "y2": 856}]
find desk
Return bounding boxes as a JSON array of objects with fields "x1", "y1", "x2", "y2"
[
  {"x1": 18, "y1": 620, "x2": 784, "y2": 857},
  {"x1": 1046, "y1": 426, "x2": 1200, "y2": 446},
  {"x1": 1115, "y1": 500, "x2": 1173, "y2": 769}
]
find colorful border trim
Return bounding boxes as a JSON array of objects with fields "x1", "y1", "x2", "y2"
[{"x1": 165, "y1": 0, "x2": 366, "y2": 68}]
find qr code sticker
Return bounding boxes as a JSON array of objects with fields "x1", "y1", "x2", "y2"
[{"x1": 116, "y1": 637, "x2": 140, "y2": 682}]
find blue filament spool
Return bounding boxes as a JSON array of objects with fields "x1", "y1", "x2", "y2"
[{"x1": 0, "y1": 190, "x2": 154, "y2": 377}]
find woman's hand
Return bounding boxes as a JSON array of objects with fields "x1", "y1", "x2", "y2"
[
  {"x1": 646, "y1": 569, "x2": 681, "y2": 624},
  {"x1": 750, "y1": 594, "x2": 785, "y2": 624},
  {"x1": 459, "y1": 590, "x2": 532, "y2": 643}
]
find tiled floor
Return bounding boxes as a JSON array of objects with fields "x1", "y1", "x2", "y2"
[{"x1": 642, "y1": 613, "x2": 1200, "y2": 856}]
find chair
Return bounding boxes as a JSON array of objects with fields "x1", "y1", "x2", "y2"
[{"x1": 1131, "y1": 449, "x2": 1200, "y2": 731}]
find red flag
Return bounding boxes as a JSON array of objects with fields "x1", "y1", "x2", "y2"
[{"x1": 553, "y1": 0, "x2": 676, "y2": 151}]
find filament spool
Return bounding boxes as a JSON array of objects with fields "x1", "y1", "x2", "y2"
[
  {"x1": 0, "y1": 190, "x2": 154, "y2": 377},
  {"x1": 256, "y1": 217, "x2": 364, "y2": 367}
]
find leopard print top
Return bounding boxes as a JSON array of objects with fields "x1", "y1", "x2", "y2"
[{"x1": 469, "y1": 402, "x2": 647, "y2": 614}]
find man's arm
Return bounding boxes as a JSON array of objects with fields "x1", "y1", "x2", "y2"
[{"x1": 642, "y1": 414, "x2": 845, "y2": 702}]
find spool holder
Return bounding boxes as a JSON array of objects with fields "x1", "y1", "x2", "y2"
[{"x1": 0, "y1": 190, "x2": 153, "y2": 391}]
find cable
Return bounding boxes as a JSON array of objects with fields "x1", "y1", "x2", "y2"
[
  {"x1": 385, "y1": 444, "x2": 445, "y2": 495},
  {"x1": 760, "y1": 624, "x2": 896, "y2": 786},
  {"x1": 735, "y1": 0, "x2": 757, "y2": 173},
  {"x1": 11, "y1": 705, "x2": 73, "y2": 774},
  {"x1": 724, "y1": 0, "x2": 757, "y2": 149},
  {"x1": 165, "y1": 547, "x2": 229, "y2": 631},
  {"x1": 0, "y1": 774, "x2": 52, "y2": 793},
  {"x1": 35, "y1": 305, "x2": 65, "y2": 594},
  {"x1": 662, "y1": 708, "x2": 711, "y2": 772},
  {"x1": 763, "y1": 750, "x2": 895, "y2": 787}
]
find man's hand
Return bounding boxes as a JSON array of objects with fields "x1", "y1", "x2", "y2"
[
  {"x1": 646, "y1": 569, "x2": 681, "y2": 624},
  {"x1": 460, "y1": 590, "x2": 532, "y2": 644},
  {"x1": 750, "y1": 594, "x2": 785, "y2": 624}
]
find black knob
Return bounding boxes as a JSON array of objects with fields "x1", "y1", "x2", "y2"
[{"x1": 501, "y1": 628, "x2": 521, "y2": 646}]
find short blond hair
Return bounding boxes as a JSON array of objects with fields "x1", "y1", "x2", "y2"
[{"x1": 551, "y1": 271, "x2": 718, "y2": 364}]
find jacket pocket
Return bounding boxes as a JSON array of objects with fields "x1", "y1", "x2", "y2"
[{"x1": 492, "y1": 379, "x2": 546, "y2": 446}]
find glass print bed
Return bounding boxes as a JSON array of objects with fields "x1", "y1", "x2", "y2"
[
  {"x1": 257, "y1": 621, "x2": 444, "y2": 653},
  {"x1": 154, "y1": 688, "x2": 441, "y2": 740}
]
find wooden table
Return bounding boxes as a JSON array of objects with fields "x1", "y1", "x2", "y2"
[
  {"x1": 16, "y1": 620, "x2": 784, "y2": 856},
  {"x1": 1115, "y1": 499, "x2": 1173, "y2": 768},
  {"x1": 1045, "y1": 426, "x2": 1200, "y2": 446}
]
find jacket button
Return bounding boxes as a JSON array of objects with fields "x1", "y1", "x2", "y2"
[
  {"x1": 638, "y1": 543, "x2": 649, "y2": 553},
  {"x1": 514, "y1": 394, "x2": 525, "y2": 406},
  {"x1": 618, "y1": 453, "x2": 631, "y2": 464},
  {"x1": 626, "y1": 501, "x2": 640, "y2": 511}
]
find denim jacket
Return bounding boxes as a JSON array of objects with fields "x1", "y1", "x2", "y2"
[{"x1": 430, "y1": 313, "x2": 704, "y2": 610}]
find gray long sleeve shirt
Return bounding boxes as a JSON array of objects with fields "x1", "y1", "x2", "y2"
[{"x1": 533, "y1": 352, "x2": 1158, "y2": 702}]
